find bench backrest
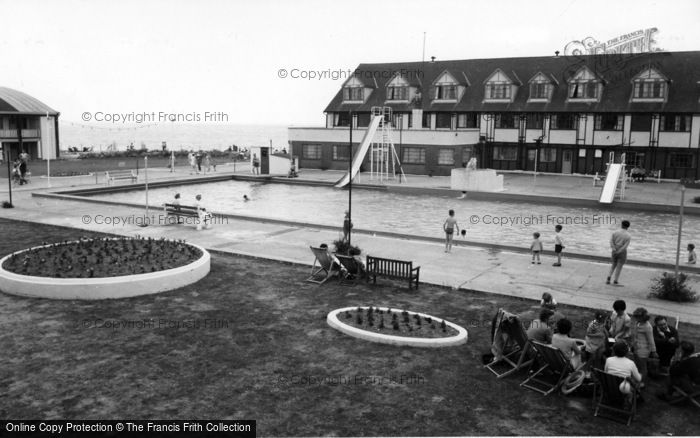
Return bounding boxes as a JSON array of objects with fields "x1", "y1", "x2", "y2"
[
  {"x1": 106, "y1": 170, "x2": 135, "y2": 178},
  {"x1": 164, "y1": 203, "x2": 198, "y2": 212},
  {"x1": 367, "y1": 255, "x2": 413, "y2": 276}
]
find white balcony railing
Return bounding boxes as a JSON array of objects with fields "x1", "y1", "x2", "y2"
[{"x1": 0, "y1": 129, "x2": 40, "y2": 138}]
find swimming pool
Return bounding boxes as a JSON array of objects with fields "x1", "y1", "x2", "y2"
[{"x1": 91, "y1": 180, "x2": 696, "y2": 264}]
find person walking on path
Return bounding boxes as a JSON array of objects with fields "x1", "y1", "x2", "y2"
[
  {"x1": 553, "y1": 224, "x2": 564, "y2": 267},
  {"x1": 530, "y1": 232, "x2": 543, "y2": 264},
  {"x1": 443, "y1": 210, "x2": 459, "y2": 253},
  {"x1": 607, "y1": 220, "x2": 631, "y2": 285},
  {"x1": 342, "y1": 211, "x2": 353, "y2": 242}
]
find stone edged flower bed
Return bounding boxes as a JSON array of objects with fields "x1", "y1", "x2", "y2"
[
  {"x1": 0, "y1": 238, "x2": 210, "y2": 300},
  {"x1": 327, "y1": 306, "x2": 468, "y2": 348}
]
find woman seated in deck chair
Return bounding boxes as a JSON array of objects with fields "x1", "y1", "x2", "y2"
[
  {"x1": 605, "y1": 341, "x2": 642, "y2": 397},
  {"x1": 319, "y1": 244, "x2": 348, "y2": 277},
  {"x1": 551, "y1": 318, "x2": 583, "y2": 370}
]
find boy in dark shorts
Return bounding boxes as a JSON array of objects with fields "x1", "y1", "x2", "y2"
[
  {"x1": 553, "y1": 224, "x2": 564, "y2": 267},
  {"x1": 443, "y1": 209, "x2": 459, "y2": 253}
]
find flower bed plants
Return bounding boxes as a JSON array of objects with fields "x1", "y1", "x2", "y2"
[
  {"x1": 342, "y1": 306, "x2": 458, "y2": 338},
  {"x1": 2, "y1": 237, "x2": 202, "y2": 278}
]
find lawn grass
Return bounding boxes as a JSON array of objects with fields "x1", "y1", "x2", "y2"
[{"x1": 0, "y1": 217, "x2": 699, "y2": 436}]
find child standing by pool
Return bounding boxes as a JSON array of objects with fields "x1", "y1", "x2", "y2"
[
  {"x1": 553, "y1": 224, "x2": 564, "y2": 267},
  {"x1": 530, "y1": 232, "x2": 543, "y2": 264},
  {"x1": 688, "y1": 243, "x2": 697, "y2": 264},
  {"x1": 443, "y1": 210, "x2": 459, "y2": 253}
]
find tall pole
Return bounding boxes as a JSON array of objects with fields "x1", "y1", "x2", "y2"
[
  {"x1": 143, "y1": 156, "x2": 150, "y2": 227},
  {"x1": 422, "y1": 32, "x2": 426, "y2": 62},
  {"x1": 5, "y1": 148, "x2": 12, "y2": 207},
  {"x1": 348, "y1": 110, "x2": 353, "y2": 248},
  {"x1": 675, "y1": 185, "x2": 685, "y2": 278},
  {"x1": 46, "y1": 111, "x2": 51, "y2": 188}
]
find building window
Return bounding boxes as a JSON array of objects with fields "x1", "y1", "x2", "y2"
[
  {"x1": 335, "y1": 112, "x2": 350, "y2": 127},
  {"x1": 578, "y1": 149, "x2": 586, "y2": 158},
  {"x1": 660, "y1": 114, "x2": 691, "y2": 132},
  {"x1": 551, "y1": 114, "x2": 577, "y2": 130},
  {"x1": 356, "y1": 113, "x2": 370, "y2": 128},
  {"x1": 402, "y1": 147, "x2": 426, "y2": 164},
  {"x1": 529, "y1": 83, "x2": 550, "y2": 100},
  {"x1": 433, "y1": 85, "x2": 457, "y2": 100},
  {"x1": 633, "y1": 81, "x2": 666, "y2": 99},
  {"x1": 456, "y1": 113, "x2": 479, "y2": 129},
  {"x1": 332, "y1": 145, "x2": 350, "y2": 161},
  {"x1": 594, "y1": 149, "x2": 602, "y2": 158},
  {"x1": 486, "y1": 83, "x2": 511, "y2": 100},
  {"x1": 343, "y1": 87, "x2": 364, "y2": 101},
  {"x1": 422, "y1": 112, "x2": 432, "y2": 129},
  {"x1": 387, "y1": 86, "x2": 408, "y2": 101},
  {"x1": 437, "y1": 148, "x2": 455, "y2": 165},
  {"x1": 625, "y1": 152, "x2": 646, "y2": 167},
  {"x1": 495, "y1": 113, "x2": 518, "y2": 129},
  {"x1": 569, "y1": 81, "x2": 598, "y2": 99},
  {"x1": 540, "y1": 148, "x2": 557, "y2": 162},
  {"x1": 526, "y1": 113, "x2": 544, "y2": 129},
  {"x1": 670, "y1": 153, "x2": 693, "y2": 168},
  {"x1": 594, "y1": 114, "x2": 623, "y2": 131},
  {"x1": 436, "y1": 113, "x2": 452, "y2": 129},
  {"x1": 302, "y1": 144, "x2": 322, "y2": 160},
  {"x1": 630, "y1": 114, "x2": 652, "y2": 131},
  {"x1": 492, "y1": 146, "x2": 517, "y2": 161}
]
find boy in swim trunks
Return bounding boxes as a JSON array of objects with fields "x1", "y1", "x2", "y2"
[{"x1": 443, "y1": 209, "x2": 459, "y2": 253}]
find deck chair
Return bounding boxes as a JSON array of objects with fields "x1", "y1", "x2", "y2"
[
  {"x1": 669, "y1": 384, "x2": 700, "y2": 409},
  {"x1": 592, "y1": 368, "x2": 637, "y2": 425},
  {"x1": 307, "y1": 246, "x2": 340, "y2": 284},
  {"x1": 335, "y1": 254, "x2": 363, "y2": 286},
  {"x1": 521, "y1": 340, "x2": 575, "y2": 395},
  {"x1": 485, "y1": 309, "x2": 534, "y2": 378}
]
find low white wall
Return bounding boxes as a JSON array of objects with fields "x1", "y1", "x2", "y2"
[
  {"x1": 0, "y1": 241, "x2": 210, "y2": 300},
  {"x1": 327, "y1": 307, "x2": 468, "y2": 348},
  {"x1": 450, "y1": 168, "x2": 504, "y2": 192}
]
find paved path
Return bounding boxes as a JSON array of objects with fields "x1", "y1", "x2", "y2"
[{"x1": 1, "y1": 171, "x2": 699, "y2": 326}]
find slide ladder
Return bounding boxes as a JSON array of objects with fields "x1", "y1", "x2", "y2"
[
  {"x1": 599, "y1": 152, "x2": 627, "y2": 204},
  {"x1": 335, "y1": 106, "x2": 405, "y2": 188}
]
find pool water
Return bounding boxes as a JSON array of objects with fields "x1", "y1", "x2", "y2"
[{"x1": 93, "y1": 180, "x2": 696, "y2": 264}]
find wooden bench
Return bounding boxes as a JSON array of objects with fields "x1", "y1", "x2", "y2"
[
  {"x1": 105, "y1": 170, "x2": 137, "y2": 185},
  {"x1": 163, "y1": 203, "x2": 199, "y2": 221},
  {"x1": 366, "y1": 255, "x2": 420, "y2": 290}
]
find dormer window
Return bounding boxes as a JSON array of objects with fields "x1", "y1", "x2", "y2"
[
  {"x1": 486, "y1": 83, "x2": 511, "y2": 99},
  {"x1": 386, "y1": 75, "x2": 410, "y2": 101},
  {"x1": 483, "y1": 69, "x2": 516, "y2": 102},
  {"x1": 631, "y1": 68, "x2": 668, "y2": 101},
  {"x1": 528, "y1": 72, "x2": 555, "y2": 102},
  {"x1": 431, "y1": 71, "x2": 461, "y2": 102},
  {"x1": 567, "y1": 66, "x2": 602, "y2": 101},
  {"x1": 342, "y1": 76, "x2": 368, "y2": 102},
  {"x1": 343, "y1": 86, "x2": 364, "y2": 102}
]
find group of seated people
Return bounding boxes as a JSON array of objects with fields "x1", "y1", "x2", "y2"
[
  {"x1": 523, "y1": 295, "x2": 699, "y2": 401},
  {"x1": 319, "y1": 243, "x2": 366, "y2": 279},
  {"x1": 629, "y1": 166, "x2": 647, "y2": 182}
]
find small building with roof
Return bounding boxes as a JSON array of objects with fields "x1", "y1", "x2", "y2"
[{"x1": 0, "y1": 87, "x2": 60, "y2": 161}]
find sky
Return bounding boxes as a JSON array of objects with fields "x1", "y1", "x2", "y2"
[{"x1": 2, "y1": 0, "x2": 699, "y2": 127}]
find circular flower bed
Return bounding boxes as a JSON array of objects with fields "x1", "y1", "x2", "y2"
[
  {"x1": 0, "y1": 238, "x2": 210, "y2": 300},
  {"x1": 2, "y1": 237, "x2": 201, "y2": 278},
  {"x1": 327, "y1": 306, "x2": 468, "y2": 348}
]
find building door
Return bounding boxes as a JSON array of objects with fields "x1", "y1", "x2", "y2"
[
  {"x1": 260, "y1": 147, "x2": 269, "y2": 174},
  {"x1": 526, "y1": 149, "x2": 536, "y2": 171},
  {"x1": 562, "y1": 150, "x2": 572, "y2": 174}
]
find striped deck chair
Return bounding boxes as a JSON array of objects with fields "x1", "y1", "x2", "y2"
[
  {"x1": 485, "y1": 309, "x2": 534, "y2": 378},
  {"x1": 592, "y1": 368, "x2": 637, "y2": 425},
  {"x1": 307, "y1": 246, "x2": 340, "y2": 284},
  {"x1": 521, "y1": 340, "x2": 575, "y2": 395}
]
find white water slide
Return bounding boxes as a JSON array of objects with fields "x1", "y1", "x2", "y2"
[
  {"x1": 334, "y1": 116, "x2": 382, "y2": 188},
  {"x1": 599, "y1": 163, "x2": 623, "y2": 204}
]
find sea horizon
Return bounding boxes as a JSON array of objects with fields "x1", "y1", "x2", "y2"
[{"x1": 58, "y1": 122, "x2": 311, "y2": 152}]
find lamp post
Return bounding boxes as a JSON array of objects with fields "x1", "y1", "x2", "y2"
[
  {"x1": 398, "y1": 114, "x2": 403, "y2": 183},
  {"x1": 348, "y1": 110, "x2": 353, "y2": 247},
  {"x1": 4, "y1": 147, "x2": 12, "y2": 207}
]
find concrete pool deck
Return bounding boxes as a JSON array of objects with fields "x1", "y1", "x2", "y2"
[{"x1": 0, "y1": 164, "x2": 699, "y2": 326}]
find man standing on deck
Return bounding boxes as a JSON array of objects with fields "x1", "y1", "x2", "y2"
[
  {"x1": 443, "y1": 209, "x2": 460, "y2": 253},
  {"x1": 607, "y1": 220, "x2": 631, "y2": 286}
]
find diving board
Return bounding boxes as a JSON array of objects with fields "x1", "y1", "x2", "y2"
[
  {"x1": 334, "y1": 115, "x2": 382, "y2": 188},
  {"x1": 599, "y1": 163, "x2": 623, "y2": 204}
]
